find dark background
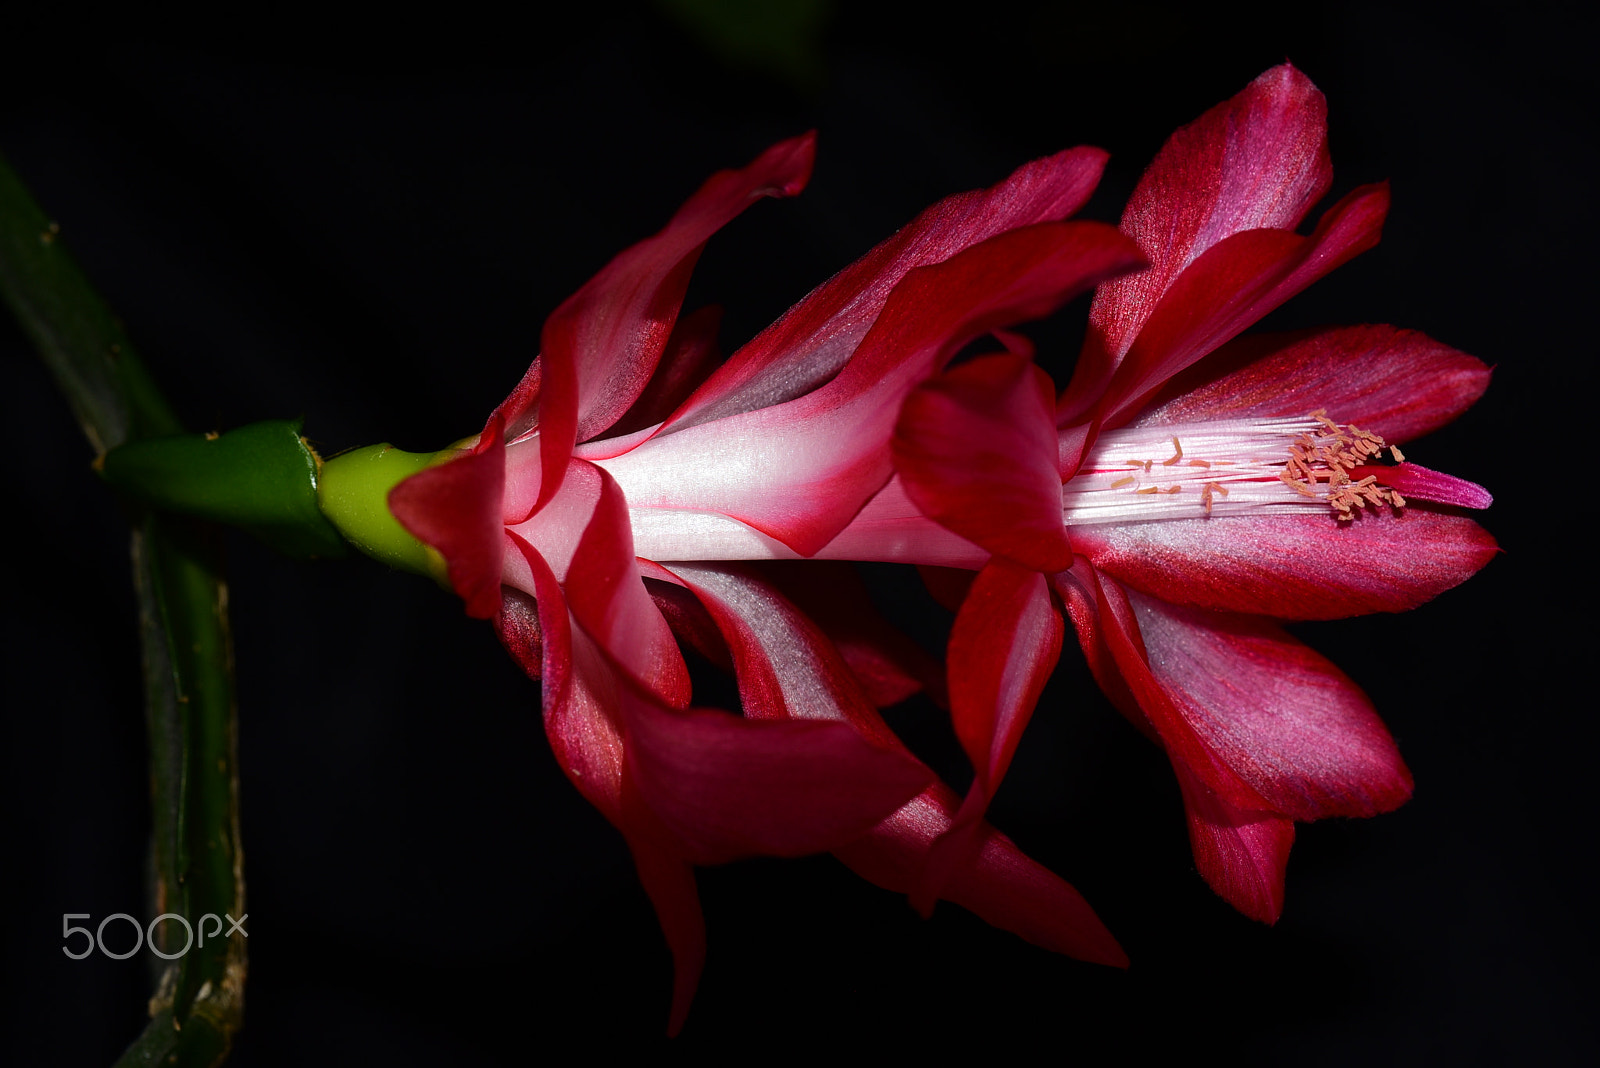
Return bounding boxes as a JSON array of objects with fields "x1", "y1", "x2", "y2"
[{"x1": 3, "y1": 2, "x2": 1592, "y2": 1062}]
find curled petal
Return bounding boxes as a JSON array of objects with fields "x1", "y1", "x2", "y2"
[
  {"x1": 663, "y1": 562, "x2": 895, "y2": 741},
  {"x1": 604, "y1": 304, "x2": 725, "y2": 442},
  {"x1": 894, "y1": 353, "x2": 1075, "y2": 572},
  {"x1": 754, "y1": 561, "x2": 946, "y2": 708},
  {"x1": 1173, "y1": 760, "x2": 1295, "y2": 924},
  {"x1": 1071, "y1": 510, "x2": 1499, "y2": 620},
  {"x1": 1072, "y1": 562, "x2": 1269, "y2": 811},
  {"x1": 667, "y1": 145, "x2": 1108, "y2": 431},
  {"x1": 834, "y1": 786, "x2": 1128, "y2": 968},
  {"x1": 621, "y1": 697, "x2": 933, "y2": 865},
  {"x1": 1096, "y1": 183, "x2": 1390, "y2": 427},
  {"x1": 564, "y1": 461, "x2": 691, "y2": 708},
  {"x1": 1064, "y1": 63, "x2": 1332, "y2": 419},
  {"x1": 530, "y1": 133, "x2": 816, "y2": 509},
  {"x1": 606, "y1": 222, "x2": 1143, "y2": 556},
  {"x1": 389, "y1": 414, "x2": 506, "y2": 620},
  {"x1": 918, "y1": 559, "x2": 1063, "y2": 912},
  {"x1": 671, "y1": 564, "x2": 1122, "y2": 963},
  {"x1": 621, "y1": 823, "x2": 705, "y2": 1038}
]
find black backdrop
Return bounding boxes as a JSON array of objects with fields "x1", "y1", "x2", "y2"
[{"x1": 3, "y1": 3, "x2": 1592, "y2": 1063}]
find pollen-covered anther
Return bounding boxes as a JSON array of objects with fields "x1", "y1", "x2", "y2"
[
  {"x1": 1162, "y1": 437, "x2": 1183, "y2": 465},
  {"x1": 1110, "y1": 475, "x2": 1136, "y2": 489},
  {"x1": 1289, "y1": 411, "x2": 1408, "y2": 520}
]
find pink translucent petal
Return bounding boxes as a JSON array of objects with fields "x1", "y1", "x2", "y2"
[
  {"x1": 529, "y1": 134, "x2": 816, "y2": 510},
  {"x1": 665, "y1": 145, "x2": 1108, "y2": 432},
  {"x1": 1131, "y1": 325, "x2": 1492, "y2": 443},
  {"x1": 1072, "y1": 510, "x2": 1500, "y2": 620},
  {"x1": 1097, "y1": 184, "x2": 1390, "y2": 426},
  {"x1": 1128, "y1": 589, "x2": 1413, "y2": 820},
  {"x1": 389, "y1": 414, "x2": 507, "y2": 620},
  {"x1": 894, "y1": 353, "x2": 1075, "y2": 572},
  {"x1": 1063, "y1": 64, "x2": 1332, "y2": 419},
  {"x1": 605, "y1": 221, "x2": 1142, "y2": 556},
  {"x1": 1173, "y1": 760, "x2": 1295, "y2": 924}
]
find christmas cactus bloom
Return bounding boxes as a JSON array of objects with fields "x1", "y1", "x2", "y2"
[
  {"x1": 891, "y1": 64, "x2": 1498, "y2": 922},
  {"x1": 372, "y1": 133, "x2": 1144, "y2": 1030}
]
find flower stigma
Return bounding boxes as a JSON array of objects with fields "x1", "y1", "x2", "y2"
[{"x1": 1062, "y1": 411, "x2": 1408, "y2": 526}]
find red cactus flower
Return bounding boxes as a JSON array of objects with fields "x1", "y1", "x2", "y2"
[
  {"x1": 386, "y1": 132, "x2": 1144, "y2": 1030},
  {"x1": 890, "y1": 64, "x2": 1498, "y2": 922}
]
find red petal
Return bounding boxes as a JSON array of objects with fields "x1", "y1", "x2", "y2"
[
  {"x1": 1057, "y1": 564, "x2": 1291, "y2": 920},
  {"x1": 663, "y1": 562, "x2": 894, "y2": 742},
  {"x1": 564, "y1": 462, "x2": 692, "y2": 708},
  {"x1": 1128, "y1": 589, "x2": 1413, "y2": 820},
  {"x1": 493, "y1": 585, "x2": 543, "y2": 680},
  {"x1": 646, "y1": 576, "x2": 732, "y2": 671},
  {"x1": 1071, "y1": 510, "x2": 1499, "y2": 620},
  {"x1": 947, "y1": 562, "x2": 1063, "y2": 795},
  {"x1": 1076, "y1": 563, "x2": 1269, "y2": 810},
  {"x1": 1130, "y1": 325, "x2": 1492, "y2": 444},
  {"x1": 917, "y1": 560, "x2": 1063, "y2": 911},
  {"x1": 815, "y1": 476, "x2": 990, "y2": 570},
  {"x1": 671, "y1": 564, "x2": 1122, "y2": 964},
  {"x1": 917, "y1": 564, "x2": 976, "y2": 612},
  {"x1": 755, "y1": 560, "x2": 946, "y2": 708},
  {"x1": 389, "y1": 414, "x2": 507, "y2": 620},
  {"x1": 894, "y1": 353, "x2": 1074, "y2": 572},
  {"x1": 622, "y1": 696, "x2": 932, "y2": 865},
  {"x1": 529, "y1": 134, "x2": 816, "y2": 509},
  {"x1": 509, "y1": 535, "x2": 710, "y2": 1031},
  {"x1": 605, "y1": 222, "x2": 1142, "y2": 556},
  {"x1": 1097, "y1": 184, "x2": 1390, "y2": 426},
  {"x1": 1063, "y1": 64, "x2": 1332, "y2": 420},
  {"x1": 621, "y1": 825, "x2": 706, "y2": 1037},
  {"x1": 604, "y1": 304, "x2": 725, "y2": 441},
  {"x1": 1173, "y1": 760, "x2": 1295, "y2": 924},
  {"x1": 834, "y1": 786, "x2": 1128, "y2": 968},
  {"x1": 666, "y1": 145, "x2": 1108, "y2": 432}
]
